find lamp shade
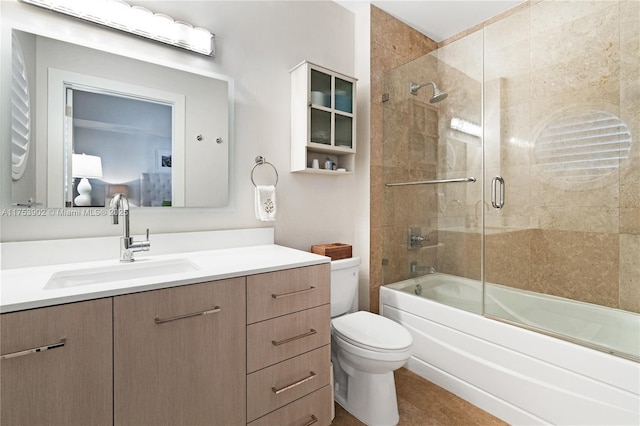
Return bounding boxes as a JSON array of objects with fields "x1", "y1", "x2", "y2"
[{"x1": 72, "y1": 153, "x2": 103, "y2": 178}]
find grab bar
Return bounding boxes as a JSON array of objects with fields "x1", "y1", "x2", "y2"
[{"x1": 385, "y1": 177, "x2": 476, "y2": 187}]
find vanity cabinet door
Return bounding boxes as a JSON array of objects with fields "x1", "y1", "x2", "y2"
[
  {"x1": 0, "y1": 298, "x2": 113, "y2": 426},
  {"x1": 113, "y1": 278, "x2": 246, "y2": 426}
]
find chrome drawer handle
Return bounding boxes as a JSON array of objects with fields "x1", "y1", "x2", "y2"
[
  {"x1": 154, "y1": 306, "x2": 221, "y2": 324},
  {"x1": 272, "y1": 371, "x2": 316, "y2": 395},
  {"x1": 272, "y1": 329, "x2": 317, "y2": 346},
  {"x1": 0, "y1": 338, "x2": 66, "y2": 360},
  {"x1": 303, "y1": 415, "x2": 318, "y2": 426},
  {"x1": 271, "y1": 286, "x2": 316, "y2": 299}
]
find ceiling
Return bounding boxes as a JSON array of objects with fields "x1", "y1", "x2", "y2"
[{"x1": 339, "y1": 1, "x2": 526, "y2": 42}]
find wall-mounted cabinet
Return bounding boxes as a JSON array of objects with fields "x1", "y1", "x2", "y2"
[{"x1": 290, "y1": 61, "x2": 356, "y2": 174}]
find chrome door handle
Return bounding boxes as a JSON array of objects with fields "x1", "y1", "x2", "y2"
[
  {"x1": 272, "y1": 329, "x2": 317, "y2": 346},
  {"x1": 0, "y1": 338, "x2": 66, "y2": 360},
  {"x1": 154, "y1": 306, "x2": 221, "y2": 324},
  {"x1": 491, "y1": 176, "x2": 505, "y2": 210},
  {"x1": 271, "y1": 286, "x2": 316, "y2": 299},
  {"x1": 272, "y1": 371, "x2": 316, "y2": 395},
  {"x1": 303, "y1": 415, "x2": 318, "y2": 426}
]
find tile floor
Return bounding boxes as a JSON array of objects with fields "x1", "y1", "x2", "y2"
[{"x1": 331, "y1": 368, "x2": 507, "y2": 426}]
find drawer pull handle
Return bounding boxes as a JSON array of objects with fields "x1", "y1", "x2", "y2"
[
  {"x1": 154, "y1": 306, "x2": 221, "y2": 324},
  {"x1": 272, "y1": 371, "x2": 316, "y2": 395},
  {"x1": 0, "y1": 338, "x2": 66, "y2": 360},
  {"x1": 303, "y1": 415, "x2": 318, "y2": 426},
  {"x1": 272, "y1": 286, "x2": 316, "y2": 299},
  {"x1": 272, "y1": 329, "x2": 317, "y2": 346}
]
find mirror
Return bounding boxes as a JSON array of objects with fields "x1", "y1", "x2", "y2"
[{"x1": 9, "y1": 29, "x2": 231, "y2": 209}]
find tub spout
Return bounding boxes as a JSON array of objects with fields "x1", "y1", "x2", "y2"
[{"x1": 410, "y1": 261, "x2": 436, "y2": 276}]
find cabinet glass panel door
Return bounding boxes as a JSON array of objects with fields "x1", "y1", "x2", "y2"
[
  {"x1": 310, "y1": 69, "x2": 330, "y2": 108},
  {"x1": 335, "y1": 114, "x2": 353, "y2": 148},
  {"x1": 310, "y1": 109, "x2": 331, "y2": 145},
  {"x1": 334, "y1": 77, "x2": 353, "y2": 113}
]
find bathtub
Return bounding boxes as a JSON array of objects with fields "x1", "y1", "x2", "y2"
[{"x1": 380, "y1": 273, "x2": 640, "y2": 425}]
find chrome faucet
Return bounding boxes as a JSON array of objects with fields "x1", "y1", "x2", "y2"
[
  {"x1": 410, "y1": 261, "x2": 436, "y2": 276},
  {"x1": 110, "y1": 193, "x2": 150, "y2": 262}
]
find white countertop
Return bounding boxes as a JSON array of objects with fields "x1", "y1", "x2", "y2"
[{"x1": 0, "y1": 244, "x2": 329, "y2": 313}]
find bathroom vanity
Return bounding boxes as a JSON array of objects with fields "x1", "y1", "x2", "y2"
[{"x1": 0, "y1": 229, "x2": 332, "y2": 426}]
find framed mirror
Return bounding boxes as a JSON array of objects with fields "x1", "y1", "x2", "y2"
[{"x1": 9, "y1": 29, "x2": 232, "y2": 209}]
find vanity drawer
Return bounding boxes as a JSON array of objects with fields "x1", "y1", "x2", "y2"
[
  {"x1": 247, "y1": 304, "x2": 331, "y2": 372},
  {"x1": 247, "y1": 264, "x2": 330, "y2": 324},
  {"x1": 248, "y1": 385, "x2": 332, "y2": 426},
  {"x1": 247, "y1": 345, "x2": 331, "y2": 422}
]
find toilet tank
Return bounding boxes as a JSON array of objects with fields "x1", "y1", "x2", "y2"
[{"x1": 330, "y1": 257, "x2": 360, "y2": 317}]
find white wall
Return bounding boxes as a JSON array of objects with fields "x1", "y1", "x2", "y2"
[
  {"x1": 349, "y1": 1, "x2": 372, "y2": 310},
  {"x1": 0, "y1": 1, "x2": 367, "y2": 261}
]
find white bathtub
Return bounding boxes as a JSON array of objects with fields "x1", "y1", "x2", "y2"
[{"x1": 380, "y1": 273, "x2": 640, "y2": 425}]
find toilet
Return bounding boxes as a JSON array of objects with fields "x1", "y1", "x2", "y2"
[{"x1": 330, "y1": 257, "x2": 413, "y2": 426}]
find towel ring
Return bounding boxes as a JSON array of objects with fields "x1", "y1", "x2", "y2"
[{"x1": 251, "y1": 156, "x2": 279, "y2": 187}]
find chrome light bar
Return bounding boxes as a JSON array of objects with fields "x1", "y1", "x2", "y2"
[{"x1": 21, "y1": 0, "x2": 215, "y2": 56}]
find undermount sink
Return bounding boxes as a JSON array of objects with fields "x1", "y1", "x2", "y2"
[{"x1": 44, "y1": 258, "x2": 199, "y2": 290}]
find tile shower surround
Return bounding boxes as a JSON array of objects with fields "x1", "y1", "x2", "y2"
[{"x1": 370, "y1": 1, "x2": 639, "y2": 314}]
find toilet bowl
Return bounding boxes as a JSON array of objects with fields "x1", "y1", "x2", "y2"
[{"x1": 330, "y1": 258, "x2": 413, "y2": 426}]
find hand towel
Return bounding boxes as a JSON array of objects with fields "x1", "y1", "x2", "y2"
[{"x1": 255, "y1": 185, "x2": 276, "y2": 221}]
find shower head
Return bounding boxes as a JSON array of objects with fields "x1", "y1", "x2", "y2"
[
  {"x1": 430, "y1": 86, "x2": 448, "y2": 103},
  {"x1": 409, "y1": 81, "x2": 448, "y2": 103}
]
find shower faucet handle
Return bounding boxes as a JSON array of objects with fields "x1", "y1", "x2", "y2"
[{"x1": 407, "y1": 227, "x2": 429, "y2": 250}]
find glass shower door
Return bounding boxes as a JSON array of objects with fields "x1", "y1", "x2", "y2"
[
  {"x1": 380, "y1": 30, "x2": 484, "y2": 314},
  {"x1": 482, "y1": 1, "x2": 640, "y2": 360}
]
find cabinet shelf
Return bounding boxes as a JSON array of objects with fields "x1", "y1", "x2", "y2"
[
  {"x1": 290, "y1": 61, "x2": 356, "y2": 174},
  {"x1": 299, "y1": 168, "x2": 352, "y2": 175}
]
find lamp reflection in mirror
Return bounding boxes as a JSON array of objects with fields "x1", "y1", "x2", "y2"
[
  {"x1": 20, "y1": 0, "x2": 215, "y2": 56},
  {"x1": 72, "y1": 153, "x2": 102, "y2": 206}
]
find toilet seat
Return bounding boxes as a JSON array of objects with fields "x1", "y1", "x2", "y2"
[{"x1": 331, "y1": 311, "x2": 413, "y2": 353}]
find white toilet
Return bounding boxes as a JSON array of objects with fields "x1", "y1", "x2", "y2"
[{"x1": 330, "y1": 257, "x2": 413, "y2": 426}]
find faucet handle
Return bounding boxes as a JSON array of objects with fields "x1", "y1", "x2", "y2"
[{"x1": 141, "y1": 228, "x2": 151, "y2": 252}]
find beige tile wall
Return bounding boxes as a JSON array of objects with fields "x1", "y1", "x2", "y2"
[{"x1": 372, "y1": 0, "x2": 639, "y2": 313}]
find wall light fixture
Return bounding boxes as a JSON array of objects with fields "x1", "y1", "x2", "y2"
[{"x1": 21, "y1": 0, "x2": 215, "y2": 56}]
